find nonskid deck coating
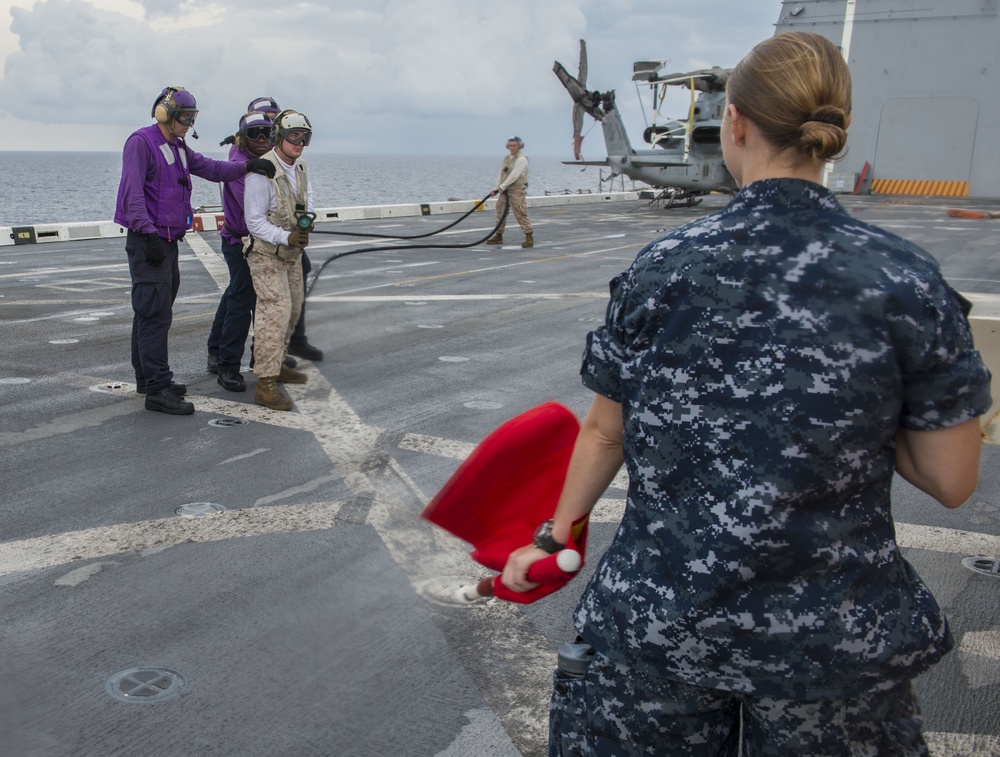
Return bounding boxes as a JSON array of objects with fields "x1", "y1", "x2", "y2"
[{"x1": 1, "y1": 195, "x2": 999, "y2": 756}]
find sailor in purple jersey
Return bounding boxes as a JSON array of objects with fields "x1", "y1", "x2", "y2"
[
  {"x1": 206, "y1": 110, "x2": 276, "y2": 393},
  {"x1": 114, "y1": 86, "x2": 276, "y2": 415}
]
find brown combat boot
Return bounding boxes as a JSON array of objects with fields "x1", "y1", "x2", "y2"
[
  {"x1": 485, "y1": 233, "x2": 503, "y2": 245},
  {"x1": 278, "y1": 362, "x2": 308, "y2": 384},
  {"x1": 521, "y1": 233, "x2": 534, "y2": 248},
  {"x1": 255, "y1": 377, "x2": 293, "y2": 411}
]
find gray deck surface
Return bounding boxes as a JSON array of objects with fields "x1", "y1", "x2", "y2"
[{"x1": 1, "y1": 194, "x2": 998, "y2": 756}]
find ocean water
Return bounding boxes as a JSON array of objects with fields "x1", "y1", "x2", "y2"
[{"x1": 0, "y1": 151, "x2": 618, "y2": 226}]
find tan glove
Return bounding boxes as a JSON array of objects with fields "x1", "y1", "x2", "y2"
[{"x1": 287, "y1": 229, "x2": 310, "y2": 248}]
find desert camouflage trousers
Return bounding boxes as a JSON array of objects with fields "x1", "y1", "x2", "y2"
[
  {"x1": 496, "y1": 188, "x2": 533, "y2": 235},
  {"x1": 247, "y1": 250, "x2": 303, "y2": 379},
  {"x1": 549, "y1": 651, "x2": 929, "y2": 756}
]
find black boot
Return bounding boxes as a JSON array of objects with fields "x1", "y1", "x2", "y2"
[
  {"x1": 145, "y1": 387, "x2": 195, "y2": 415},
  {"x1": 207, "y1": 352, "x2": 219, "y2": 375},
  {"x1": 217, "y1": 370, "x2": 247, "y2": 392},
  {"x1": 288, "y1": 340, "x2": 324, "y2": 361}
]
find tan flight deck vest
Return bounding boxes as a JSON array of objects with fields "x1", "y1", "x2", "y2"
[
  {"x1": 501, "y1": 151, "x2": 529, "y2": 191},
  {"x1": 247, "y1": 149, "x2": 310, "y2": 262}
]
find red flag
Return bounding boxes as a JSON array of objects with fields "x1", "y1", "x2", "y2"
[{"x1": 422, "y1": 402, "x2": 589, "y2": 603}]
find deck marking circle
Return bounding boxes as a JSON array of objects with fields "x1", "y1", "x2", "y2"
[
  {"x1": 49, "y1": 339, "x2": 80, "y2": 344},
  {"x1": 961, "y1": 556, "x2": 1000, "y2": 577},
  {"x1": 464, "y1": 401, "x2": 503, "y2": 410},
  {"x1": 105, "y1": 667, "x2": 186, "y2": 703},
  {"x1": 207, "y1": 418, "x2": 249, "y2": 428},
  {"x1": 174, "y1": 502, "x2": 228, "y2": 518},
  {"x1": 439, "y1": 356, "x2": 469, "y2": 363},
  {"x1": 0, "y1": 377, "x2": 31, "y2": 384}
]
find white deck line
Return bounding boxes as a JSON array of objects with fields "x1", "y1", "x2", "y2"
[{"x1": 0, "y1": 192, "x2": 639, "y2": 247}]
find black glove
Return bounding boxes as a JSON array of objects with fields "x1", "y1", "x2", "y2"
[
  {"x1": 287, "y1": 229, "x2": 310, "y2": 248},
  {"x1": 245, "y1": 159, "x2": 276, "y2": 178},
  {"x1": 144, "y1": 233, "x2": 166, "y2": 266}
]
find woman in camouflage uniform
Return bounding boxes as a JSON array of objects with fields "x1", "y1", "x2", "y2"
[{"x1": 503, "y1": 32, "x2": 991, "y2": 756}]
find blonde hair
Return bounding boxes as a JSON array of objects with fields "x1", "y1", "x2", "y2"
[{"x1": 727, "y1": 32, "x2": 851, "y2": 163}]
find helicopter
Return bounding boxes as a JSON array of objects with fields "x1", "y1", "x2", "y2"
[{"x1": 553, "y1": 40, "x2": 738, "y2": 206}]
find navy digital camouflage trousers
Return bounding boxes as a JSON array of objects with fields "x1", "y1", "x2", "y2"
[{"x1": 549, "y1": 650, "x2": 928, "y2": 756}]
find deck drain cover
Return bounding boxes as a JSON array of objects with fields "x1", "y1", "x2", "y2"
[
  {"x1": 91, "y1": 382, "x2": 130, "y2": 393},
  {"x1": 175, "y1": 502, "x2": 227, "y2": 517},
  {"x1": 105, "y1": 667, "x2": 186, "y2": 703},
  {"x1": 961, "y1": 556, "x2": 1000, "y2": 577},
  {"x1": 208, "y1": 418, "x2": 249, "y2": 428}
]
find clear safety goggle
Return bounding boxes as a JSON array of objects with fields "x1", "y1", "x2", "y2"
[
  {"x1": 175, "y1": 110, "x2": 198, "y2": 126},
  {"x1": 283, "y1": 129, "x2": 311, "y2": 146}
]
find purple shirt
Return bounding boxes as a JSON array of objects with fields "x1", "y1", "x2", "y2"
[
  {"x1": 220, "y1": 143, "x2": 254, "y2": 244},
  {"x1": 114, "y1": 123, "x2": 246, "y2": 241}
]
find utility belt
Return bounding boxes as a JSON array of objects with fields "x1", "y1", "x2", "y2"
[
  {"x1": 223, "y1": 224, "x2": 246, "y2": 242},
  {"x1": 131, "y1": 229, "x2": 185, "y2": 243},
  {"x1": 243, "y1": 234, "x2": 303, "y2": 262}
]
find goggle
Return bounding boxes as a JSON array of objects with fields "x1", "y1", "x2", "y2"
[
  {"x1": 244, "y1": 125, "x2": 272, "y2": 142},
  {"x1": 175, "y1": 110, "x2": 198, "y2": 126},
  {"x1": 283, "y1": 130, "x2": 311, "y2": 146}
]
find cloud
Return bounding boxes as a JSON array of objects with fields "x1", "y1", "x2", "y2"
[{"x1": 0, "y1": 0, "x2": 779, "y2": 154}]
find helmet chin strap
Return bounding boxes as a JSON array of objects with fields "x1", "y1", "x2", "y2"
[
  {"x1": 275, "y1": 140, "x2": 296, "y2": 164},
  {"x1": 167, "y1": 119, "x2": 186, "y2": 140}
]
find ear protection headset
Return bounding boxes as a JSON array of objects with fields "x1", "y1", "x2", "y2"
[{"x1": 152, "y1": 86, "x2": 188, "y2": 124}]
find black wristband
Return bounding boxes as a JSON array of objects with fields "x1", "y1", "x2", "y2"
[{"x1": 533, "y1": 519, "x2": 565, "y2": 554}]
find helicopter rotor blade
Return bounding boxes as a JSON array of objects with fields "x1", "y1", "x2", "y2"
[
  {"x1": 649, "y1": 67, "x2": 731, "y2": 92},
  {"x1": 572, "y1": 39, "x2": 588, "y2": 160},
  {"x1": 553, "y1": 60, "x2": 606, "y2": 122},
  {"x1": 633, "y1": 59, "x2": 668, "y2": 82},
  {"x1": 572, "y1": 103, "x2": 585, "y2": 160}
]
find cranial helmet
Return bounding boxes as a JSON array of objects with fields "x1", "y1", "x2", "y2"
[
  {"x1": 152, "y1": 86, "x2": 198, "y2": 125},
  {"x1": 239, "y1": 110, "x2": 274, "y2": 138},
  {"x1": 247, "y1": 96, "x2": 280, "y2": 116},
  {"x1": 272, "y1": 109, "x2": 312, "y2": 147}
]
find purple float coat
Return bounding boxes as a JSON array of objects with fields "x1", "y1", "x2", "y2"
[
  {"x1": 221, "y1": 143, "x2": 254, "y2": 244},
  {"x1": 114, "y1": 123, "x2": 246, "y2": 241}
]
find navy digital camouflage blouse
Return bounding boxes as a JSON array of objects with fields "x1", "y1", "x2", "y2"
[{"x1": 577, "y1": 178, "x2": 992, "y2": 699}]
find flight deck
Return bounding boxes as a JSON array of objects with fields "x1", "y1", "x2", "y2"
[{"x1": 2, "y1": 193, "x2": 999, "y2": 756}]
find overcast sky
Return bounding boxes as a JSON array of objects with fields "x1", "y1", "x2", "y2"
[{"x1": 0, "y1": 0, "x2": 779, "y2": 156}]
